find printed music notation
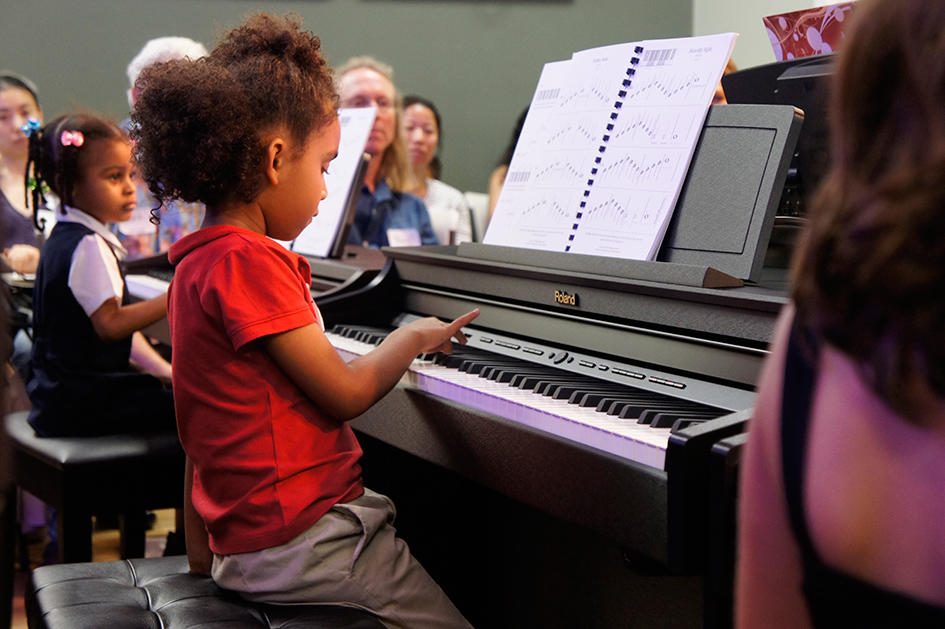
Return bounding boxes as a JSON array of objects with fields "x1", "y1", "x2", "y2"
[{"x1": 485, "y1": 32, "x2": 737, "y2": 261}]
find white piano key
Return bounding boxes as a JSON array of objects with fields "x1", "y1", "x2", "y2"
[{"x1": 125, "y1": 273, "x2": 169, "y2": 300}]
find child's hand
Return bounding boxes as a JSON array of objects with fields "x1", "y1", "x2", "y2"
[
  {"x1": 1, "y1": 244, "x2": 40, "y2": 274},
  {"x1": 403, "y1": 308, "x2": 480, "y2": 355}
]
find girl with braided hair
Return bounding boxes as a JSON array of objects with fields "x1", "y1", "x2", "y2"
[{"x1": 24, "y1": 112, "x2": 173, "y2": 437}]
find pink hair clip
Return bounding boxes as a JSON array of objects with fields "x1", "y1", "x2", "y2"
[{"x1": 60, "y1": 130, "x2": 85, "y2": 147}]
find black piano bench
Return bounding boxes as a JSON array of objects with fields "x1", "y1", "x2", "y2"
[
  {"x1": 26, "y1": 556, "x2": 385, "y2": 629},
  {"x1": 2, "y1": 411, "x2": 185, "y2": 564}
]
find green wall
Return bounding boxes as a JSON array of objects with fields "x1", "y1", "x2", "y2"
[{"x1": 1, "y1": 0, "x2": 691, "y2": 193}]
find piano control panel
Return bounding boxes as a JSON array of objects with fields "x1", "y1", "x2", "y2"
[{"x1": 393, "y1": 312, "x2": 755, "y2": 413}]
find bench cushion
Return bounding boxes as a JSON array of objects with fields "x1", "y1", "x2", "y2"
[
  {"x1": 27, "y1": 556, "x2": 385, "y2": 629},
  {"x1": 4, "y1": 411, "x2": 182, "y2": 469}
]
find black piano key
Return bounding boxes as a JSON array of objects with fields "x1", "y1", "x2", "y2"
[
  {"x1": 671, "y1": 417, "x2": 712, "y2": 431},
  {"x1": 440, "y1": 354, "x2": 474, "y2": 369},
  {"x1": 595, "y1": 396, "x2": 660, "y2": 413},
  {"x1": 570, "y1": 389, "x2": 654, "y2": 407},
  {"x1": 510, "y1": 371, "x2": 587, "y2": 389},
  {"x1": 463, "y1": 359, "x2": 524, "y2": 374},
  {"x1": 648, "y1": 410, "x2": 720, "y2": 428},
  {"x1": 618, "y1": 400, "x2": 704, "y2": 422},
  {"x1": 434, "y1": 347, "x2": 486, "y2": 365},
  {"x1": 498, "y1": 368, "x2": 561, "y2": 383},
  {"x1": 465, "y1": 357, "x2": 527, "y2": 375},
  {"x1": 485, "y1": 367, "x2": 550, "y2": 382},
  {"x1": 529, "y1": 377, "x2": 583, "y2": 394},
  {"x1": 608, "y1": 398, "x2": 692, "y2": 419},
  {"x1": 535, "y1": 377, "x2": 601, "y2": 396},
  {"x1": 550, "y1": 384, "x2": 627, "y2": 400},
  {"x1": 352, "y1": 328, "x2": 388, "y2": 344},
  {"x1": 634, "y1": 404, "x2": 717, "y2": 424},
  {"x1": 586, "y1": 393, "x2": 665, "y2": 410}
]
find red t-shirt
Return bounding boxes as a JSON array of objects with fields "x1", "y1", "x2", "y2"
[{"x1": 168, "y1": 226, "x2": 363, "y2": 555}]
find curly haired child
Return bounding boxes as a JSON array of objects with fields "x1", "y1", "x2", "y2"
[
  {"x1": 25, "y1": 113, "x2": 174, "y2": 437},
  {"x1": 132, "y1": 13, "x2": 476, "y2": 628}
]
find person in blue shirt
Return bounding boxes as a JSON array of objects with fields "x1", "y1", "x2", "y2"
[{"x1": 336, "y1": 56, "x2": 437, "y2": 248}]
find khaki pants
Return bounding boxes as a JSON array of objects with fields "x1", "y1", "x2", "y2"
[{"x1": 211, "y1": 488, "x2": 472, "y2": 629}]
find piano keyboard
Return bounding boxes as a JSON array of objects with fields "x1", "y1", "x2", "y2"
[{"x1": 327, "y1": 319, "x2": 753, "y2": 470}]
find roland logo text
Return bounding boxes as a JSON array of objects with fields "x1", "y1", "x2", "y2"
[{"x1": 554, "y1": 290, "x2": 579, "y2": 307}]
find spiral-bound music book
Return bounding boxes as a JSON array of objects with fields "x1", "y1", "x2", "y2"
[{"x1": 485, "y1": 33, "x2": 737, "y2": 261}]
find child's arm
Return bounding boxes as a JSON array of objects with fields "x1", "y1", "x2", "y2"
[
  {"x1": 264, "y1": 309, "x2": 479, "y2": 422},
  {"x1": 130, "y1": 331, "x2": 172, "y2": 383},
  {"x1": 89, "y1": 292, "x2": 167, "y2": 343},
  {"x1": 184, "y1": 456, "x2": 213, "y2": 576}
]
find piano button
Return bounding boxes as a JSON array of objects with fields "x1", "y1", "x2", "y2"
[
  {"x1": 579, "y1": 360, "x2": 596, "y2": 368},
  {"x1": 522, "y1": 347, "x2": 544, "y2": 355},
  {"x1": 479, "y1": 337, "x2": 494, "y2": 343},
  {"x1": 494, "y1": 341, "x2": 521, "y2": 350},
  {"x1": 612, "y1": 368, "x2": 646, "y2": 379},
  {"x1": 597, "y1": 365, "x2": 609, "y2": 371},
  {"x1": 552, "y1": 352, "x2": 570, "y2": 365}
]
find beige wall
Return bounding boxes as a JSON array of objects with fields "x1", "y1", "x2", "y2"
[{"x1": 692, "y1": 0, "x2": 821, "y2": 70}]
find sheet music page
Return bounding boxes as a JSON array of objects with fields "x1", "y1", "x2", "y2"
[
  {"x1": 292, "y1": 107, "x2": 376, "y2": 258},
  {"x1": 483, "y1": 59, "x2": 586, "y2": 251},
  {"x1": 570, "y1": 33, "x2": 736, "y2": 259},
  {"x1": 484, "y1": 32, "x2": 737, "y2": 261}
]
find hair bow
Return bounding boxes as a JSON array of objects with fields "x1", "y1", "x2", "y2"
[
  {"x1": 60, "y1": 130, "x2": 85, "y2": 147},
  {"x1": 20, "y1": 117, "x2": 41, "y2": 136}
]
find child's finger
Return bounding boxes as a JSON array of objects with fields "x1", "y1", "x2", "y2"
[{"x1": 448, "y1": 309, "x2": 479, "y2": 334}]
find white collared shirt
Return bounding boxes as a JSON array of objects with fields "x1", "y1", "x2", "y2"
[{"x1": 60, "y1": 206, "x2": 128, "y2": 317}]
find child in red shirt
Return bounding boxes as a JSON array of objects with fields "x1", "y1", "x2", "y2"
[{"x1": 132, "y1": 14, "x2": 476, "y2": 628}]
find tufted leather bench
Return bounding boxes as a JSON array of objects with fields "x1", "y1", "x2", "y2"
[
  {"x1": 26, "y1": 556, "x2": 385, "y2": 629},
  {"x1": 3, "y1": 411, "x2": 185, "y2": 563}
]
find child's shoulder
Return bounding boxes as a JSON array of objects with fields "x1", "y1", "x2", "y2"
[
  {"x1": 171, "y1": 225, "x2": 268, "y2": 259},
  {"x1": 172, "y1": 225, "x2": 301, "y2": 273}
]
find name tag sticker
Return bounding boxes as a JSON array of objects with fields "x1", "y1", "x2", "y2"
[{"x1": 387, "y1": 228, "x2": 421, "y2": 247}]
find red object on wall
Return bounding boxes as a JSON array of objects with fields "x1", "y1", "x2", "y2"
[{"x1": 763, "y1": 3, "x2": 855, "y2": 62}]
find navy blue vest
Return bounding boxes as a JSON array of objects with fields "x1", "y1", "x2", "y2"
[
  {"x1": 27, "y1": 221, "x2": 174, "y2": 437},
  {"x1": 30, "y1": 222, "x2": 132, "y2": 373}
]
